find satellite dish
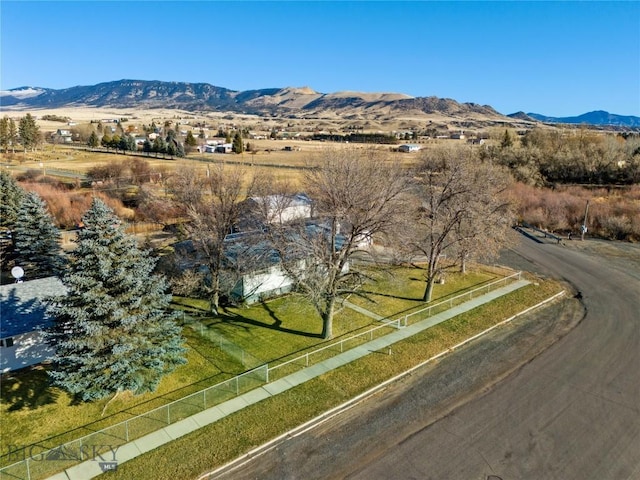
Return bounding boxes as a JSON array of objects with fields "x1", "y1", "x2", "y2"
[{"x1": 11, "y1": 266, "x2": 24, "y2": 283}]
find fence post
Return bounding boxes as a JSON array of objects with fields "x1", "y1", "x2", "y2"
[
  {"x1": 203, "y1": 390, "x2": 207, "y2": 410},
  {"x1": 235, "y1": 376, "x2": 239, "y2": 395},
  {"x1": 265, "y1": 365, "x2": 269, "y2": 383},
  {"x1": 125, "y1": 420, "x2": 129, "y2": 442},
  {"x1": 26, "y1": 457, "x2": 31, "y2": 480},
  {"x1": 167, "y1": 405, "x2": 171, "y2": 425},
  {"x1": 340, "y1": 340, "x2": 344, "y2": 352}
]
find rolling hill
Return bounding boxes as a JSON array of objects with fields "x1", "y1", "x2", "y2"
[{"x1": 1, "y1": 80, "x2": 637, "y2": 128}]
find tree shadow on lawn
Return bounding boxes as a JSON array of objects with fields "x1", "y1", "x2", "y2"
[
  {"x1": 1, "y1": 365, "x2": 59, "y2": 411},
  {"x1": 215, "y1": 301, "x2": 323, "y2": 339},
  {"x1": 357, "y1": 288, "x2": 421, "y2": 302}
]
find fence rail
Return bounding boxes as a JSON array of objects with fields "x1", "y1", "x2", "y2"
[
  {"x1": 0, "y1": 272, "x2": 521, "y2": 480},
  {"x1": 268, "y1": 320, "x2": 402, "y2": 379},
  {"x1": 402, "y1": 271, "x2": 522, "y2": 326},
  {"x1": 0, "y1": 366, "x2": 268, "y2": 480}
]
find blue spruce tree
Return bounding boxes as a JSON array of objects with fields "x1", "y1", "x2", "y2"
[
  {"x1": 14, "y1": 191, "x2": 64, "y2": 278},
  {"x1": 0, "y1": 170, "x2": 25, "y2": 269},
  {"x1": 0, "y1": 170, "x2": 24, "y2": 231},
  {"x1": 46, "y1": 198, "x2": 186, "y2": 401}
]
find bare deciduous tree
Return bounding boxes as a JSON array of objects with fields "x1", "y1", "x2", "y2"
[
  {"x1": 403, "y1": 146, "x2": 515, "y2": 302},
  {"x1": 169, "y1": 163, "x2": 253, "y2": 313},
  {"x1": 270, "y1": 148, "x2": 408, "y2": 339}
]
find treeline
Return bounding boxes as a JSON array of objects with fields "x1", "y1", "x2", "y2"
[
  {"x1": 311, "y1": 132, "x2": 397, "y2": 144},
  {"x1": 482, "y1": 129, "x2": 640, "y2": 186},
  {"x1": 509, "y1": 183, "x2": 640, "y2": 242}
]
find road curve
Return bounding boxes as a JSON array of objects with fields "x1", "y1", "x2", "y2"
[{"x1": 208, "y1": 236, "x2": 640, "y2": 480}]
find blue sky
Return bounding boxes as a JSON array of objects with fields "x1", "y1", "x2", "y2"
[{"x1": 1, "y1": 1, "x2": 639, "y2": 117}]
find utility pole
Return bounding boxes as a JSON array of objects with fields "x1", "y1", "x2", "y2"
[{"x1": 581, "y1": 200, "x2": 590, "y2": 241}]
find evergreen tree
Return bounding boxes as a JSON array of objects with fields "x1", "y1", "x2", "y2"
[
  {"x1": 0, "y1": 116, "x2": 8, "y2": 152},
  {"x1": 13, "y1": 191, "x2": 63, "y2": 278},
  {"x1": 88, "y1": 131, "x2": 100, "y2": 148},
  {"x1": 232, "y1": 131, "x2": 243, "y2": 153},
  {"x1": 166, "y1": 140, "x2": 177, "y2": 157},
  {"x1": 500, "y1": 129, "x2": 513, "y2": 149},
  {"x1": 0, "y1": 170, "x2": 24, "y2": 231},
  {"x1": 8, "y1": 118, "x2": 18, "y2": 153},
  {"x1": 18, "y1": 113, "x2": 40, "y2": 152},
  {"x1": 153, "y1": 136, "x2": 167, "y2": 157},
  {"x1": 175, "y1": 141, "x2": 185, "y2": 158},
  {"x1": 143, "y1": 139, "x2": 152, "y2": 155},
  {"x1": 118, "y1": 135, "x2": 128, "y2": 152},
  {"x1": 46, "y1": 198, "x2": 186, "y2": 401},
  {"x1": 0, "y1": 171, "x2": 25, "y2": 270},
  {"x1": 126, "y1": 134, "x2": 137, "y2": 152},
  {"x1": 185, "y1": 130, "x2": 197, "y2": 147}
]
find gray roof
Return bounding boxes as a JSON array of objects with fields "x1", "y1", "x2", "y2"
[{"x1": 0, "y1": 277, "x2": 66, "y2": 338}]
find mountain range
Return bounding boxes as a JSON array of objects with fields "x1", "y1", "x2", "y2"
[{"x1": 1, "y1": 79, "x2": 638, "y2": 128}]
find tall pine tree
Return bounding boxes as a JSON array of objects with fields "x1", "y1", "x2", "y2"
[
  {"x1": 18, "y1": 113, "x2": 40, "y2": 152},
  {"x1": 14, "y1": 191, "x2": 64, "y2": 278},
  {"x1": 232, "y1": 131, "x2": 243, "y2": 153},
  {"x1": 46, "y1": 198, "x2": 186, "y2": 402},
  {"x1": 0, "y1": 171, "x2": 25, "y2": 270},
  {"x1": 0, "y1": 170, "x2": 24, "y2": 231}
]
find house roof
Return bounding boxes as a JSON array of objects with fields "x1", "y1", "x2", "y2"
[
  {"x1": 249, "y1": 193, "x2": 312, "y2": 210},
  {"x1": 0, "y1": 277, "x2": 66, "y2": 338}
]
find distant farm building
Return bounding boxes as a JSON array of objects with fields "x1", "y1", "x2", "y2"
[
  {"x1": 398, "y1": 144, "x2": 421, "y2": 153},
  {"x1": 215, "y1": 143, "x2": 233, "y2": 153}
]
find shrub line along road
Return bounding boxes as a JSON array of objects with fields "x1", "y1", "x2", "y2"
[
  {"x1": 206, "y1": 234, "x2": 640, "y2": 480},
  {"x1": 45, "y1": 280, "x2": 531, "y2": 480}
]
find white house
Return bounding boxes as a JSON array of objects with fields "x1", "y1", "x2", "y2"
[
  {"x1": 251, "y1": 193, "x2": 313, "y2": 225},
  {"x1": 225, "y1": 226, "x2": 349, "y2": 305},
  {"x1": 215, "y1": 143, "x2": 233, "y2": 153},
  {"x1": 0, "y1": 277, "x2": 66, "y2": 373},
  {"x1": 201, "y1": 144, "x2": 218, "y2": 153}
]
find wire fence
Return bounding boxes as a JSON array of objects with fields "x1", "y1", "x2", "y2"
[
  {"x1": 267, "y1": 320, "x2": 402, "y2": 381},
  {"x1": 0, "y1": 272, "x2": 522, "y2": 480},
  {"x1": 402, "y1": 271, "x2": 522, "y2": 327},
  {"x1": 0, "y1": 366, "x2": 269, "y2": 480},
  {"x1": 186, "y1": 318, "x2": 263, "y2": 369}
]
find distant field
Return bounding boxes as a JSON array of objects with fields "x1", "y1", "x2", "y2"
[{"x1": 0, "y1": 140, "x2": 426, "y2": 191}]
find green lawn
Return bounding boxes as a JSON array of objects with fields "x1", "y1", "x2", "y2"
[
  {"x1": 105, "y1": 279, "x2": 564, "y2": 480},
  {"x1": 0, "y1": 328, "x2": 233, "y2": 453},
  {"x1": 0, "y1": 265, "x2": 513, "y2": 473},
  {"x1": 348, "y1": 265, "x2": 499, "y2": 318}
]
